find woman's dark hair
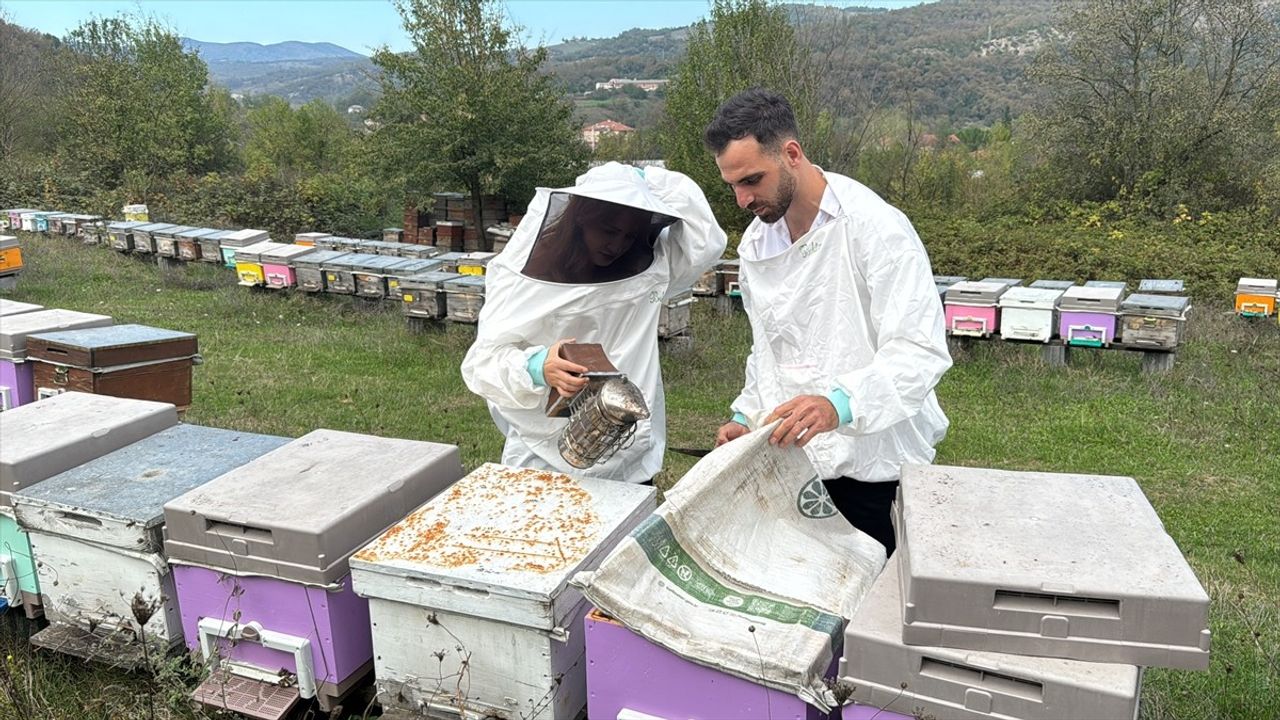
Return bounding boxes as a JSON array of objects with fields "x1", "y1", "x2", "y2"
[{"x1": 703, "y1": 87, "x2": 798, "y2": 154}]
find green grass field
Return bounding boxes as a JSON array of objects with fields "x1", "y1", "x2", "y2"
[{"x1": 1, "y1": 230, "x2": 1277, "y2": 719}]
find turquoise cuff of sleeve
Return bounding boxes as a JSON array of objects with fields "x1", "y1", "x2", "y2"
[
  {"x1": 827, "y1": 388, "x2": 854, "y2": 425},
  {"x1": 731, "y1": 412, "x2": 749, "y2": 427},
  {"x1": 527, "y1": 347, "x2": 549, "y2": 387}
]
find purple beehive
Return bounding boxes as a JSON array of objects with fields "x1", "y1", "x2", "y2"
[
  {"x1": 585, "y1": 609, "x2": 849, "y2": 720},
  {"x1": 162, "y1": 429, "x2": 462, "y2": 716},
  {"x1": 1058, "y1": 286, "x2": 1124, "y2": 347}
]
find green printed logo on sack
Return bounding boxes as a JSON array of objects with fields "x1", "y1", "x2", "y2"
[
  {"x1": 797, "y1": 477, "x2": 837, "y2": 518},
  {"x1": 632, "y1": 515, "x2": 844, "y2": 646}
]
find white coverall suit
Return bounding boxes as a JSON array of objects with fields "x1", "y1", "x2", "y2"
[{"x1": 461, "y1": 163, "x2": 727, "y2": 483}]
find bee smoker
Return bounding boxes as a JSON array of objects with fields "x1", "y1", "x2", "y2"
[{"x1": 558, "y1": 374, "x2": 650, "y2": 469}]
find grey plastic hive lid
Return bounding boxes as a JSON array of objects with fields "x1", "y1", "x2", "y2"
[
  {"x1": 444, "y1": 275, "x2": 487, "y2": 292},
  {"x1": 842, "y1": 556, "x2": 1140, "y2": 720},
  {"x1": 1138, "y1": 279, "x2": 1185, "y2": 293},
  {"x1": 293, "y1": 250, "x2": 350, "y2": 268},
  {"x1": 0, "y1": 392, "x2": 178, "y2": 507},
  {"x1": 235, "y1": 240, "x2": 286, "y2": 263},
  {"x1": 402, "y1": 271, "x2": 461, "y2": 290},
  {"x1": 944, "y1": 280, "x2": 1007, "y2": 305},
  {"x1": 389, "y1": 259, "x2": 443, "y2": 275},
  {"x1": 0, "y1": 309, "x2": 114, "y2": 360},
  {"x1": 979, "y1": 277, "x2": 1023, "y2": 288},
  {"x1": 1030, "y1": 279, "x2": 1075, "y2": 291},
  {"x1": 328, "y1": 252, "x2": 381, "y2": 270},
  {"x1": 257, "y1": 243, "x2": 315, "y2": 263},
  {"x1": 0, "y1": 299, "x2": 43, "y2": 317},
  {"x1": 350, "y1": 463, "x2": 656, "y2": 630},
  {"x1": 14, "y1": 425, "x2": 289, "y2": 536},
  {"x1": 175, "y1": 227, "x2": 220, "y2": 240},
  {"x1": 1120, "y1": 293, "x2": 1189, "y2": 317},
  {"x1": 351, "y1": 254, "x2": 407, "y2": 272},
  {"x1": 1084, "y1": 280, "x2": 1128, "y2": 290},
  {"x1": 933, "y1": 275, "x2": 966, "y2": 286},
  {"x1": 1236, "y1": 277, "x2": 1278, "y2": 294},
  {"x1": 107, "y1": 221, "x2": 149, "y2": 231},
  {"x1": 220, "y1": 229, "x2": 270, "y2": 246},
  {"x1": 162, "y1": 429, "x2": 464, "y2": 586},
  {"x1": 1058, "y1": 285, "x2": 1124, "y2": 313},
  {"x1": 153, "y1": 225, "x2": 196, "y2": 238},
  {"x1": 896, "y1": 464, "x2": 1212, "y2": 669},
  {"x1": 0, "y1": 236, "x2": 17, "y2": 250},
  {"x1": 998, "y1": 286, "x2": 1063, "y2": 309},
  {"x1": 132, "y1": 223, "x2": 179, "y2": 235}
]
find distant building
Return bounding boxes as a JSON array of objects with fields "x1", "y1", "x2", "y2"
[
  {"x1": 593, "y1": 78, "x2": 669, "y2": 92},
  {"x1": 347, "y1": 104, "x2": 366, "y2": 115},
  {"x1": 582, "y1": 119, "x2": 635, "y2": 150}
]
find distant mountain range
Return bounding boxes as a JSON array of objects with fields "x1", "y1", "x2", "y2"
[
  {"x1": 180, "y1": 38, "x2": 366, "y2": 63},
  {"x1": 184, "y1": 1, "x2": 1059, "y2": 128}
]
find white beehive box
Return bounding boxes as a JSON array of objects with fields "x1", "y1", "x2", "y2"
[
  {"x1": 350, "y1": 463, "x2": 656, "y2": 720},
  {"x1": 841, "y1": 556, "x2": 1142, "y2": 720},
  {"x1": 895, "y1": 465, "x2": 1211, "y2": 670},
  {"x1": 14, "y1": 424, "x2": 290, "y2": 664},
  {"x1": 998, "y1": 287, "x2": 1064, "y2": 343}
]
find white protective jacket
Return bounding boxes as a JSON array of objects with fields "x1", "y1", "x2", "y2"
[
  {"x1": 461, "y1": 163, "x2": 727, "y2": 482},
  {"x1": 732, "y1": 171, "x2": 951, "y2": 482}
]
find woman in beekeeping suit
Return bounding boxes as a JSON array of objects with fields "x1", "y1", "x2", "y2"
[{"x1": 461, "y1": 162, "x2": 727, "y2": 483}]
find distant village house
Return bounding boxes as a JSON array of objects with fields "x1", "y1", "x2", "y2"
[
  {"x1": 581, "y1": 119, "x2": 635, "y2": 150},
  {"x1": 593, "y1": 78, "x2": 669, "y2": 92}
]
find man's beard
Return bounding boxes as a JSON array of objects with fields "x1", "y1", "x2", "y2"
[{"x1": 751, "y1": 167, "x2": 796, "y2": 224}]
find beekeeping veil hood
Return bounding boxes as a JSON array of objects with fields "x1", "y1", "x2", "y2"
[
  {"x1": 461, "y1": 162, "x2": 727, "y2": 483},
  {"x1": 519, "y1": 168, "x2": 683, "y2": 284}
]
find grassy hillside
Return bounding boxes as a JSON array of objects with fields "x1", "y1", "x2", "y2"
[{"x1": 0, "y1": 228, "x2": 1276, "y2": 719}]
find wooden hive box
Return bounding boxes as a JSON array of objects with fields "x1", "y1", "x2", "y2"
[{"x1": 27, "y1": 325, "x2": 199, "y2": 411}]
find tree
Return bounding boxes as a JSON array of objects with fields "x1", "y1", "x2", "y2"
[
  {"x1": 245, "y1": 97, "x2": 356, "y2": 179},
  {"x1": 370, "y1": 0, "x2": 587, "y2": 228},
  {"x1": 661, "y1": 0, "x2": 822, "y2": 232},
  {"x1": 1026, "y1": 0, "x2": 1280, "y2": 211},
  {"x1": 0, "y1": 18, "x2": 62, "y2": 162},
  {"x1": 60, "y1": 14, "x2": 236, "y2": 193}
]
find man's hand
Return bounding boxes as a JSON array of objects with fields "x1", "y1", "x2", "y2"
[
  {"x1": 765, "y1": 395, "x2": 840, "y2": 448},
  {"x1": 544, "y1": 338, "x2": 589, "y2": 397},
  {"x1": 715, "y1": 420, "x2": 750, "y2": 447}
]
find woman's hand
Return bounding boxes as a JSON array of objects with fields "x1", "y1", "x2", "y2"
[{"x1": 544, "y1": 338, "x2": 590, "y2": 397}]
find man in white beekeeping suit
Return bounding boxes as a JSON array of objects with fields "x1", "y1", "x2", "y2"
[
  {"x1": 706, "y1": 88, "x2": 952, "y2": 554},
  {"x1": 462, "y1": 162, "x2": 727, "y2": 483}
]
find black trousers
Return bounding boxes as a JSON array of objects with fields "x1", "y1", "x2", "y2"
[{"x1": 824, "y1": 478, "x2": 899, "y2": 557}]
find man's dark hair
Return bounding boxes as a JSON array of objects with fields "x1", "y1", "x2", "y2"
[{"x1": 703, "y1": 87, "x2": 798, "y2": 154}]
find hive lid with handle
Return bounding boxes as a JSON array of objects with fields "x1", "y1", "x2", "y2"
[
  {"x1": 26, "y1": 324, "x2": 197, "y2": 370},
  {"x1": 13, "y1": 424, "x2": 290, "y2": 552},
  {"x1": 1059, "y1": 285, "x2": 1124, "y2": 313},
  {"x1": 998, "y1": 286, "x2": 1063, "y2": 310},
  {"x1": 162, "y1": 429, "x2": 463, "y2": 586},
  {"x1": 350, "y1": 462, "x2": 656, "y2": 631},
  {"x1": 0, "y1": 309, "x2": 113, "y2": 361},
  {"x1": 841, "y1": 555, "x2": 1141, "y2": 720},
  {"x1": 1029, "y1": 279, "x2": 1075, "y2": 291},
  {"x1": 1235, "y1": 277, "x2": 1277, "y2": 294},
  {"x1": 944, "y1": 280, "x2": 1007, "y2": 306},
  {"x1": 0, "y1": 392, "x2": 178, "y2": 508},
  {"x1": 896, "y1": 464, "x2": 1211, "y2": 669},
  {"x1": 1120, "y1": 293, "x2": 1190, "y2": 318}
]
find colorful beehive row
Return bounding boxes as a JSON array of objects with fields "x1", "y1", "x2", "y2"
[
  {"x1": 939, "y1": 276, "x2": 1191, "y2": 351},
  {"x1": 0, "y1": 392, "x2": 662, "y2": 720}
]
